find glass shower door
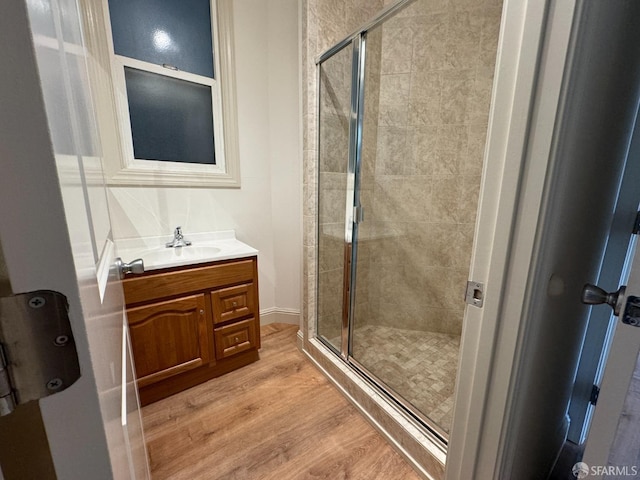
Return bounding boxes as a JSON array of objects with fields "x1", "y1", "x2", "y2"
[
  {"x1": 349, "y1": 3, "x2": 497, "y2": 437},
  {"x1": 315, "y1": 0, "x2": 502, "y2": 441},
  {"x1": 316, "y1": 43, "x2": 355, "y2": 354}
]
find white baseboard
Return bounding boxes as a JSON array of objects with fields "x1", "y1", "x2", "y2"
[{"x1": 260, "y1": 307, "x2": 300, "y2": 326}]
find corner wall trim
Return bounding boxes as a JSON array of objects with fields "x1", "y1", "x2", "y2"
[{"x1": 296, "y1": 329, "x2": 304, "y2": 352}]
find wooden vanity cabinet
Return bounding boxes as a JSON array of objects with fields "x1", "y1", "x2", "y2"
[{"x1": 122, "y1": 256, "x2": 260, "y2": 405}]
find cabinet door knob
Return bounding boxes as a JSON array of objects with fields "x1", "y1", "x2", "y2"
[
  {"x1": 234, "y1": 336, "x2": 239, "y2": 343},
  {"x1": 232, "y1": 301, "x2": 238, "y2": 308},
  {"x1": 199, "y1": 309, "x2": 204, "y2": 315}
]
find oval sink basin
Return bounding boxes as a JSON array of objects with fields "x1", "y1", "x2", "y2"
[{"x1": 141, "y1": 246, "x2": 222, "y2": 265}]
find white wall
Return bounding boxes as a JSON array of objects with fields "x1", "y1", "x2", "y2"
[
  {"x1": 268, "y1": 0, "x2": 302, "y2": 315},
  {"x1": 107, "y1": 0, "x2": 301, "y2": 320}
]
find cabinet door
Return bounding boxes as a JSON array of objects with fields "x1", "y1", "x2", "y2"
[{"x1": 127, "y1": 294, "x2": 210, "y2": 387}]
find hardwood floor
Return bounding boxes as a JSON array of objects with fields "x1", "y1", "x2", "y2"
[{"x1": 142, "y1": 323, "x2": 421, "y2": 480}]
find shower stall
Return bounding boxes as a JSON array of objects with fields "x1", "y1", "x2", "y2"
[{"x1": 315, "y1": 0, "x2": 502, "y2": 441}]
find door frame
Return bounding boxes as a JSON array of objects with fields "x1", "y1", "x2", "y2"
[
  {"x1": 450, "y1": 0, "x2": 640, "y2": 477},
  {"x1": 447, "y1": 0, "x2": 579, "y2": 477}
]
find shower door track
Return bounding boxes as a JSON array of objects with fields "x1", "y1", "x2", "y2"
[{"x1": 349, "y1": 357, "x2": 450, "y2": 444}]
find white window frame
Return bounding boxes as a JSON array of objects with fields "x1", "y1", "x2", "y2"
[{"x1": 101, "y1": 0, "x2": 240, "y2": 187}]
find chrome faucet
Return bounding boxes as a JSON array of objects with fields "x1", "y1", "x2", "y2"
[{"x1": 166, "y1": 226, "x2": 192, "y2": 248}]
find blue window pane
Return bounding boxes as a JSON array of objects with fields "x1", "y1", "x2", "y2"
[
  {"x1": 125, "y1": 67, "x2": 215, "y2": 165},
  {"x1": 109, "y1": 0, "x2": 214, "y2": 78}
]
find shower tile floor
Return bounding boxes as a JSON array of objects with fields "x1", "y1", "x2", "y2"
[{"x1": 350, "y1": 325, "x2": 460, "y2": 434}]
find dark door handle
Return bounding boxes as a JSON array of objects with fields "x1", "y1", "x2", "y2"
[{"x1": 581, "y1": 283, "x2": 626, "y2": 316}]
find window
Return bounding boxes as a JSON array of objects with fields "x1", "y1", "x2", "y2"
[{"x1": 102, "y1": 0, "x2": 240, "y2": 187}]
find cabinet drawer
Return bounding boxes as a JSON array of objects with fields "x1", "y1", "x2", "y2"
[
  {"x1": 123, "y1": 258, "x2": 255, "y2": 305},
  {"x1": 212, "y1": 283, "x2": 255, "y2": 325},
  {"x1": 214, "y1": 318, "x2": 257, "y2": 360}
]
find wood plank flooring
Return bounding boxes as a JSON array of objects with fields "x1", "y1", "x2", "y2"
[{"x1": 142, "y1": 323, "x2": 421, "y2": 480}]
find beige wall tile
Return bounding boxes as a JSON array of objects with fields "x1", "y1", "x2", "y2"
[
  {"x1": 404, "y1": 0, "x2": 449, "y2": 17},
  {"x1": 460, "y1": 123, "x2": 487, "y2": 175},
  {"x1": 378, "y1": 103, "x2": 410, "y2": 127},
  {"x1": 458, "y1": 175, "x2": 482, "y2": 224},
  {"x1": 409, "y1": 68, "x2": 441, "y2": 103},
  {"x1": 430, "y1": 174, "x2": 463, "y2": 223},
  {"x1": 408, "y1": 101, "x2": 442, "y2": 126},
  {"x1": 380, "y1": 24, "x2": 414, "y2": 74},
  {"x1": 439, "y1": 69, "x2": 474, "y2": 124},
  {"x1": 411, "y1": 16, "x2": 448, "y2": 71},
  {"x1": 303, "y1": 214, "x2": 316, "y2": 247},
  {"x1": 319, "y1": 113, "x2": 349, "y2": 172},
  {"x1": 407, "y1": 125, "x2": 438, "y2": 175},
  {"x1": 375, "y1": 127, "x2": 408, "y2": 175},
  {"x1": 379, "y1": 73, "x2": 411, "y2": 105}
]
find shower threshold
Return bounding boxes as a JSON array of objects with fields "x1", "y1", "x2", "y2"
[
  {"x1": 307, "y1": 335, "x2": 448, "y2": 477},
  {"x1": 323, "y1": 324, "x2": 460, "y2": 444}
]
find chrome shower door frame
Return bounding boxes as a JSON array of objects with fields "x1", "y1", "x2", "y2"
[
  {"x1": 315, "y1": 0, "x2": 416, "y2": 357},
  {"x1": 314, "y1": 0, "x2": 451, "y2": 439},
  {"x1": 314, "y1": 35, "x2": 360, "y2": 359}
]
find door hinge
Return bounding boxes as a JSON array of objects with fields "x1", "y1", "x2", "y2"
[
  {"x1": 0, "y1": 343, "x2": 16, "y2": 415},
  {"x1": 589, "y1": 384, "x2": 600, "y2": 405},
  {"x1": 353, "y1": 205, "x2": 364, "y2": 224},
  {"x1": 622, "y1": 295, "x2": 640, "y2": 327},
  {"x1": 465, "y1": 281, "x2": 484, "y2": 308},
  {"x1": 633, "y1": 210, "x2": 640, "y2": 235},
  {"x1": 0, "y1": 290, "x2": 80, "y2": 416}
]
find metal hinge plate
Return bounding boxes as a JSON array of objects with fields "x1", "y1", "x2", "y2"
[
  {"x1": 465, "y1": 281, "x2": 484, "y2": 308},
  {"x1": 0, "y1": 343, "x2": 15, "y2": 415},
  {"x1": 0, "y1": 290, "x2": 80, "y2": 416},
  {"x1": 353, "y1": 205, "x2": 364, "y2": 224},
  {"x1": 590, "y1": 384, "x2": 600, "y2": 405},
  {"x1": 622, "y1": 295, "x2": 640, "y2": 327}
]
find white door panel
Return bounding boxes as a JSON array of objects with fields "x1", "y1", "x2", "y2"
[
  {"x1": 567, "y1": 158, "x2": 640, "y2": 444},
  {"x1": 582, "y1": 237, "x2": 640, "y2": 476},
  {"x1": 0, "y1": 0, "x2": 148, "y2": 478},
  {"x1": 123, "y1": 319, "x2": 151, "y2": 479}
]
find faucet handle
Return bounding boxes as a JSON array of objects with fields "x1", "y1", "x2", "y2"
[{"x1": 175, "y1": 226, "x2": 183, "y2": 236}]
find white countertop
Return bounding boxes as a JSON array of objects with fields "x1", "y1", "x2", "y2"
[{"x1": 115, "y1": 230, "x2": 258, "y2": 271}]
